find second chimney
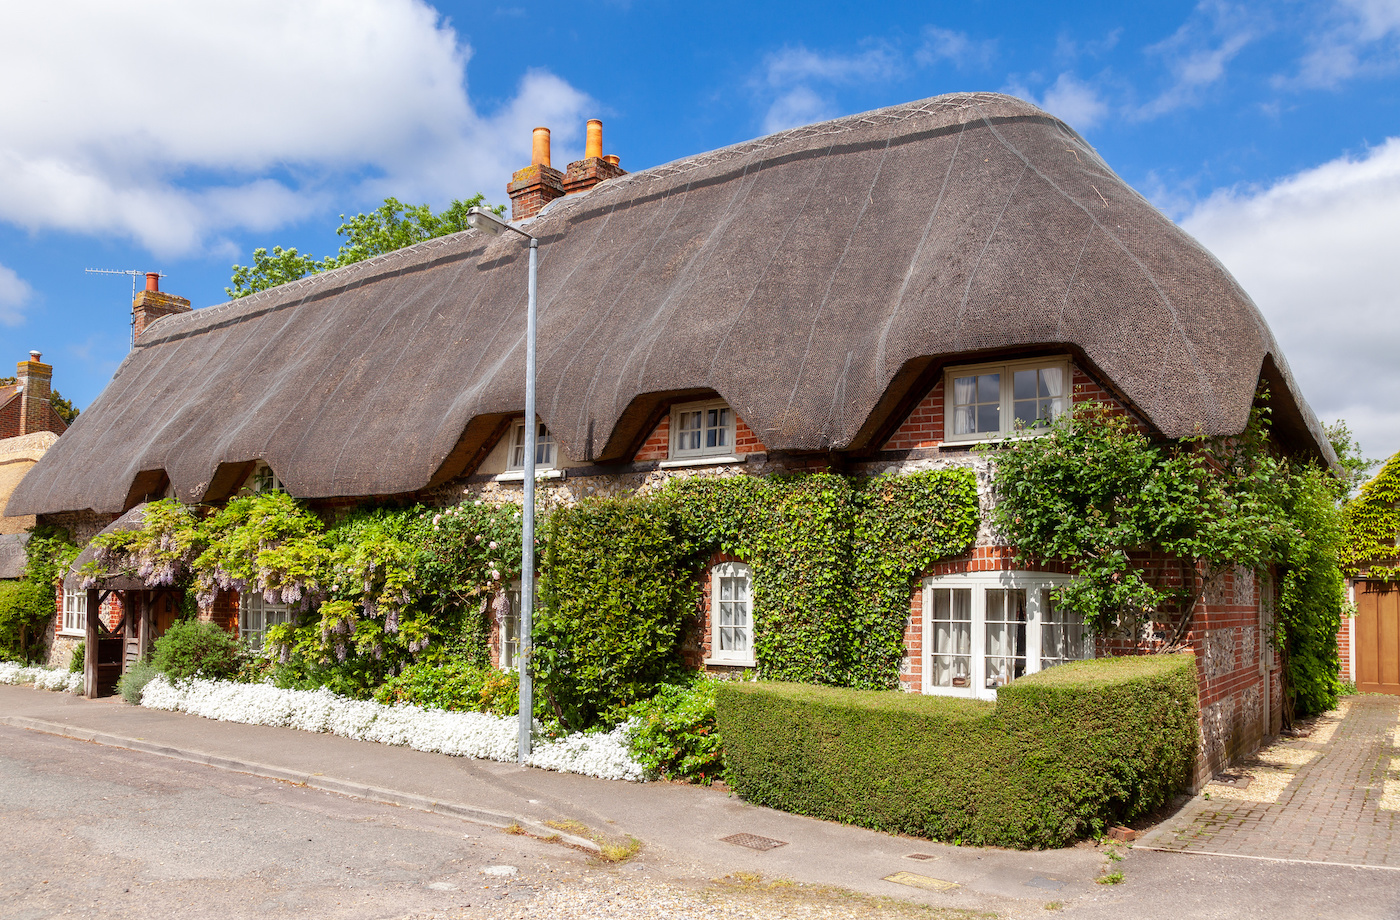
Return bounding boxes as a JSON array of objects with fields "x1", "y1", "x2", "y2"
[
  {"x1": 132, "y1": 273, "x2": 192, "y2": 344},
  {"x1": 563, "y1": 119, "x2": 626, "y2": 196}
]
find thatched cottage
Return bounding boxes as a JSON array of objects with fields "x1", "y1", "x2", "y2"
[{"x1": 6, "y1": 93, "x2": 1333, "y2": 776}]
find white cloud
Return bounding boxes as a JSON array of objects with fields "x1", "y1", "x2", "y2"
[
  {"x1": 0, "y1": 0, "x2": 593, "y2": 256},
  {"x1": 1181, "y1": 138, "x2": 1400, "y2": 462},
  {"x1": 755, "y1": 44, "x2": 902, "y2": 134},
  {"x1": 1135, "y1": 2, "x2": 1259, "y2": 118},
  {"x1": 1028, "y1": 73, "x2": 1109, "y2": 130},
  {"x1": 915, "y1": 27, "x2": 996, "y2": 69},
  {"x1": 0, "y1": 264, "x2": 31, "y2": 326},
  {"x1": 1290, "y1": 0, "x2": 1400, "y2": 87}
]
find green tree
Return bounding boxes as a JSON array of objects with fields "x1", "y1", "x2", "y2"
[
  {"x1": 1324, "y1": 419, "x2": 1379, "y2": 498},
  {"x1": 227, "y1": 195, "x2": 505, "y2": 299}
]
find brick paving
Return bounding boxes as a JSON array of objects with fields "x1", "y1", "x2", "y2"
[{"x1": 1138, "y1": 694, "x2": 1400, "y2": 868}]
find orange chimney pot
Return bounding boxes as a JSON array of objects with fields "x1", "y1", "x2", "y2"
[
  {"x1": 531, "y1": 127, "x2": 551, "y2": 168},
  {"x1": 145, "y1": 272, "x2": 160, "y2": 292},
  {"x1": 585, "y1": 119, "x2": 603, "y2": 160}
]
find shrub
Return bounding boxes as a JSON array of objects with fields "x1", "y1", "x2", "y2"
[
  {"x1": 373, "y1": 659, "x2": 521, "y2": 716},
  {"x1": 0, "y1": 579, "x2": 56, "y2": 663},
  {"x1": 624, "y1": 678, "x2": 723, "y2": 784},
  {"x1": 150, "y1": 620, "x2": 242, "y2": 681},
  {"x1": 117, "y1": 659, "x2": 161, "y2": 704},
  {"x1": 717, "y1": 654, "x2": 1198, "y2": 849},
  {"x1": 69, "y1": 640, "x2": 85, "y2": 672}
]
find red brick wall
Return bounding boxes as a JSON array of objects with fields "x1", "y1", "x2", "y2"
[{"x1": 882, "y1": 364, "x2": 1130, "y2": 450}]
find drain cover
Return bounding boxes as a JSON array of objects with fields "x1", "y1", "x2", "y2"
[
  {"x1": 721, "y1": 833, "x2": 788, "y2": 851},
  {"x1": 1025, "y1": 876, "x2": 1065, "y2": 891},
  {"x1": 905, "y1": 853, "x2": 940, "y2": 861},
  {"x1": 883, "y1": 872, "x2": 959, "y2": 892}
]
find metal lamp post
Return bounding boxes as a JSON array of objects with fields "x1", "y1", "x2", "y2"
[{"x1": 466, "y1": 207, "x2": 538, "y2": 763}]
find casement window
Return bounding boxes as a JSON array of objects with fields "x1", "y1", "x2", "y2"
[
  {"x1": 500, "y1": 583, "x2": 522, "y2": 669},
  {"x1": 944, "y1": 358, "x2": 1069, "y2": 442},
  {"x1": 707, "y1": 561, "x2": 754, "y2": 666},
  {"x1": 923, "y1": 572, "x2": 1091, "y2": 700},
  {"x1": 670, "y1": 399, "x2": 736, "y2": 461},
  {"x1": 239, "y1": 593, "x2": 292, "y2": 649},
  {"x1": 60, "y1": 589, "x2": 87, "y2": 636},
  {"x1": 507, "y1": 419, "x2": 556, "y2": 471}
]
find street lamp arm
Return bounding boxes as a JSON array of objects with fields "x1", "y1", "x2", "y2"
[{"x1": 466, "y1": 206, "x2": 536, "y2": 243}]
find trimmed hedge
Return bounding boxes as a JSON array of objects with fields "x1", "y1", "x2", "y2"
[{"x1": 717, "y1": 653, "x2": 1198, "y2": 849}]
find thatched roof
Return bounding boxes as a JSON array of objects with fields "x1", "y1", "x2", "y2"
[
  {"x1": 0, "y1": 532, "x2": 28, "y2": 580},
  {"x1": 8, "y1": 92, "x2": 1331, "y2": 516}
]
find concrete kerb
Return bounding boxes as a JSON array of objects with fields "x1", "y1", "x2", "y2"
[{"x1": 0, "y1": 714, "x2": 603, "y2": 855}]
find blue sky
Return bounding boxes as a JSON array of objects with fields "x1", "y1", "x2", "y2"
[{"x1": 2, "y1": 1, "x2": 1398, "y2": 461}]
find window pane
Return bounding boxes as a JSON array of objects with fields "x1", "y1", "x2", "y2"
[
  {"x1": 976, "y1": 373, "x2": 1000, "y2": 403},
  {"x1": 984, "y1": 588, "x2": 1026, "y2": 688},
  {"x1": 930, "y1": 588, "x2": 972, "y2": 688},
  {"x1": 1014, "y1": 369, "x2": 1037, "y2": 401},
  {"x1": 977, "y1": 404, "x2": 1001, "y2": 433},
  {"x1": 502, "y1": 588, "x2": 521, "y2": 669},
  {"x1": 1040, "y1": 589, "x2": 1091, "y2": 669}
]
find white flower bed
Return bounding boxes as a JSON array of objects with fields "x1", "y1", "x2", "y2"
[
  {"x1": 141, "y1": 676, "x2": 644, "y2": 782},
  {"x1": 0, "y1": 661, "x2": 83, "y2": 694}
]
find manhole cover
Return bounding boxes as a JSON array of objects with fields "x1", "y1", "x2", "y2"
[
  {"x1": 721, "y1": 833, "x2": 788, "y2": 851},
  {"x1": 883, "y1": 872, "x2": 959, "y2": 892},
  {"x1": 905, "y1": 853, "x2": 940, "y2": 861},
  {"x1": 1025, "y1": 876, "x2": 1065, "y2": 891}
]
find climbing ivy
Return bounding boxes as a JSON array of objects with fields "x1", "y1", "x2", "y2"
[
  {"x1": 987, "y1": 398, "x2": 1347, "y2": 719},
  {"x1": 535, "y1": 470, "x2": 980, "y2": 728}
]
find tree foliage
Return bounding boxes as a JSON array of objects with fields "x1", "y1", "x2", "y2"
[
  {"x1": 227, "y1": 195, "x2": 506, "y2": 298},
  {"x1": 1325, "y1": 419, "x2": 1379, "y2": 498},
  {"x1": 1341, "y1": 450, "x2": 1400, "y2": 580}
]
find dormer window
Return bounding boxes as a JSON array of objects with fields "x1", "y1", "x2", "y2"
[
  {"x1": 506, "y1": 419, "x2": 556, "y2": 471},
  {"x1": 670, "y1": 399, "x2": 735, "y2": 460},
  {"x1": 945, "y1": 358, "x2": 1069, "y2": 442},
  {"x1": 245, "y1": 460, "x2": 284, "y2": 494}
]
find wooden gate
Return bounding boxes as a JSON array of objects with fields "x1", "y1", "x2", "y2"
[{"x1": 1355, "y1": 581, "x2": 1400, "y2": 695}]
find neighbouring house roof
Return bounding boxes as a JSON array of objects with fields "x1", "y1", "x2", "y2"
[
  {"x1": 7, "y1": 92, "x2": 1332, "y2": 517},
  {"x1": 0, "y1": 532, "x2": 29, "y2": 580}
]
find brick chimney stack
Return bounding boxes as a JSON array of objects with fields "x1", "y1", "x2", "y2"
[
  {"x1": 563, "y1": 119, "x2": 626, "y2": 195},
  {"x1": 508, "y1": 121, "x2": 627, "y2": 221},
  {"x1": 507, "y1": 127, "x2": 566, "y2": 221},
  {"x1": 15, "y1": 350, "x2": 53, "y2": 436},
  {"x1": 132, "y1": 272, "x2": 191, "y2": 343}
]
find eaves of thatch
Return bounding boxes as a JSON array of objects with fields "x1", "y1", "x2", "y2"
[{"x1": 7, "y1": 92, "x2": 1332, "y2": 517}]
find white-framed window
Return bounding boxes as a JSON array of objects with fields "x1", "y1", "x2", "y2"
[
  {"x1": 944, "y1": 357, "x2": 1069, "y2": 442},
  {"x1": 61, "y1": 589, "x2": 87, "y2": 636},
  {"x1": 507, "y1": 419, "x2": 556, "y2": 471},
  {"x1": 923, "y1": 571, "x2": 1091, "y2": 700},
  {"x1": 670, "y1": 399, "x2": 736, "y2": 460},
  {"x1": 245, "y1": 460, "x2": 284, "y2": 494},
  {"x1": 707, "y1": 561, "x2": 754, "y2": 666},
  {"x1": 240, "y1": 593, "x2": 292, "y2": 649},
  {"x1": 501, "y1": 583, "x2": 522, "y2": 669}
]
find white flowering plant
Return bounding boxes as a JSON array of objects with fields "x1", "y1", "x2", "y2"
[
  {"x1": 0, "y1": 661, "x2": 83, "y2": 694},
  {"x1": 140, "y1": 675, "x2": 644, "y2": 781}
]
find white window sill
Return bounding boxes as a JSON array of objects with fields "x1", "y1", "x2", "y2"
[
  {"x1": 659, "y1": 455, "x2": 742, "y2": 469},
  {"x1": 494, "y1": 468, "x2": 565, "y2": 482},
  {"x1": 704, "y1": 657, "x2": 755, "y2": 668},
  {"x1": 942, "y1": 430, "x2": 1054, "y2": 447},
  {"x1": 59, "y1": 630, "x2": 85, "y2": 638}
]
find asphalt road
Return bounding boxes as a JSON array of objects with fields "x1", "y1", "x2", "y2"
[{"x1": 3, "y1": 725, "x2": 1398, "y2": 920}]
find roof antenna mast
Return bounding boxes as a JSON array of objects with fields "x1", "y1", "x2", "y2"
[{"x1": 85, "y1": 268, "x2": 163, "y2": 345}]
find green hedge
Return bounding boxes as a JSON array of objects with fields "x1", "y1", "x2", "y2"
[
  {"x1": 717, "y1": 653, "x2": 1198, "y2": 849},
  {"x1": 0, "y1": 579, "x2": 56, "y2": 663}
]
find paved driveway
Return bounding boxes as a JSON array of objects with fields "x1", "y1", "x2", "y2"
[{"x1": 1137, "y1": 694, "x2": 1400, "y2": 869}]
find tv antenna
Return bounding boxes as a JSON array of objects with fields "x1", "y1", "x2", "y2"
[{"x1": 85, "y1": 268, "x2": 164, "y2": 345}]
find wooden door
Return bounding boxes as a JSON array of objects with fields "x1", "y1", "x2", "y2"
[{"x1": 1355, "y1": 581, "x2": 1400, "y2": 695}]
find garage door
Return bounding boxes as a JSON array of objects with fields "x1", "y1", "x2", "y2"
[{"x1": 1355, "y1": 581, "x2": 1400, "y2": 696}]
